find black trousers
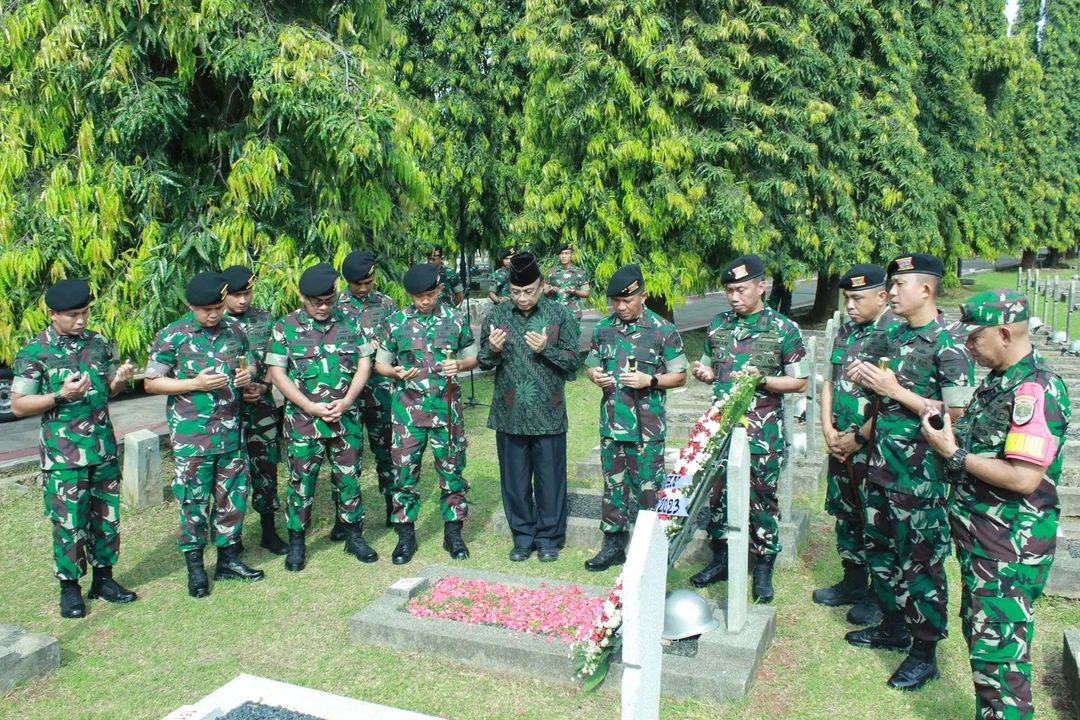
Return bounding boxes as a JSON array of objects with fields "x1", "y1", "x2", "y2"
[{"x1": 496, "y1": 431, "x2": 568, "y2": 550}]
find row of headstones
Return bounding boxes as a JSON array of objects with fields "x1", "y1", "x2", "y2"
[{"x1": 1016, "y1": 267, "x2": 1080, "y2": 352}]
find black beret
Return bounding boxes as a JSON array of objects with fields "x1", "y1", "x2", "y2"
[
  {"x1": 508, "y1": 252, "x2": 541, "y2": 287},
  {"x1": 887, "y1": 252, "x2": 943, "y2": 278},
  {"x1": 720, "y1": 255, "x2": 765, "y2": 285},
  {"x1": 45, "y1": 279, "x2": 92, "y2": 311},
  {"x1": 298, "y1": 263, "x2": 338, "y2": 297},
  {"x1": 606, "y1": 264, "x2": 645, "y2": 298},
  {"x1": 186, "y1": 272, "x2": 228, "y2": 306},
  {"x1": 342, "y1": 251, "x2": 376, "y2": 282},
  {"x1": 839, "y1": 264, "x2": 887, "y2": 290},
  {"x1": 221, "y1": 265, "x2": 255, "y2": 294},
  {"x1": 498, "y1": 247, "x2": 517, "y2": 261},
  {"x1": 557, "y1": 242, "x2": 573, "y2": 253},
  {"x1": 403, "y1": 263, "x2": 440, "y2": 294}
]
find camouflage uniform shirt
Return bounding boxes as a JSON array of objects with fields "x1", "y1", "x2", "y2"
[
  {"x1": 264, "y1": 308, "x2": 373, "y2": 440},
  {"x1": 545, "y1": 264, "x2": 589, "y2": 318},
  {"x1": 491, "y1": 267, "x2": 511, "y2": 299},
  {"x1": 438, "y1": 266, "x2": 464, "y2": 308},
  {"x1": 338, "y1": 289, "x2": 398, "y2": 408},
  {"x1": 146, "y1": 314, "x2": 252, "y2": 458},
  {"x1": 951, "y1": 350, "x2": 1070, "y2": 564},
  {"x1": 12, "y1": 327, "x2": 118, "y2": 470},
  {"x1": 703, "y1": 308, "x2": 809, "y2": 455},
  {"x1": 584, "y1": 309, "x2": 689, "y2": 442},
  {"x1": 830, "y1": 310, "x2": 901, "y2": 433}
]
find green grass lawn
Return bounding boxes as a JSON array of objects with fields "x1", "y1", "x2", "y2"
[{"x1": 2, "y1": 371, "x2": 1079, "y2": 719}]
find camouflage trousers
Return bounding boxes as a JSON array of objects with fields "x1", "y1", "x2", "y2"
[
  {"x1": 43, "y1": 462, "x2": 121, "y2": 581},
  {"x1": 824, "y1": 453, "x2": 868, "y2": 566},
  {"x1": 243, "y1": 415, "x2": 280, "y2": 515},
  {"x1": 958, "y1": 547, "x2": 1049, "y2": 720},
  {"x1": 173, "y1": 450, "x2": 249, "y2": 552},
  {"x1": 707, "y1": 453, "x2": 783, "y2": 557},
  {"x1": 864, "y1": 483, "x2": 950, "y2": 641},
  {"x1": 285, "y1": 434, "x2": 365, "y2": 532},
  {"x1": 599, "y1": 438, "x2": 663, "y2": 533},
  {"x1": 389, "y1": 421, "x2": 469, "y2": 523},
  {"x1": 358, "y1": 402, "x2": 394, "y2": 497}
]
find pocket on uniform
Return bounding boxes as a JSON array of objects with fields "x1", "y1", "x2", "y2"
[{"x1": 907, "y1": 502, "x2": 951, "y2": 564}]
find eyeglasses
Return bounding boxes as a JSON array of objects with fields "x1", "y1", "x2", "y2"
[
  {"x1": 509, "y1": 285, "x2": 541, "y2": 298},
  {"x1": 305, "y1": 296, "x2": 336, "y2": 308}
]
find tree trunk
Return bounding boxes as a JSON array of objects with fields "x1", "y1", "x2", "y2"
[
  {"x1": 807, "y1": 272, "x2": 840, "y2": 323},
  {"x1": 1021, "y1": 249, "x2": 1037, "y2": 269},
  {"x1": 645, "y1": 293, "x2": 675, "y2": 322},
  {"x1": 768, "y1": 273, "x2": 792, "y2": 315},
  {"x1": 1046, "y1": 248, "x2": 1063, "y2": 268}
]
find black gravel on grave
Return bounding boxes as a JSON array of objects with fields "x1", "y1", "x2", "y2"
[
  {"x1": 1067, "y1": 537, "x2": 1080, "y2": 559},
  {"x1": 662, "y1": 636, "x2": 699, "y2": 657},
  {"x1": 218, "y1": 702, "x2": 324, "y2": 720}
]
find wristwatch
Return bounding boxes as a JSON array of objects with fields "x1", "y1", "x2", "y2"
[
  {"x1": 53, "y1": 393, "x2": 69, "y2": 406},
  {"x1": 945, "y1": 448, "x2": 968, "y2": 473},
  {"x1": 650, "y1": 375, "x2": 659, "y2": 390},
  {"x1": 853, "y1": 429, "x2": 868, "y2": 446}
]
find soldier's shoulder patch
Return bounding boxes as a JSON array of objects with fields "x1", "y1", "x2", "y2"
[{"x1": 1012, "y1": 391, "x2": 1038, "y2": 426}]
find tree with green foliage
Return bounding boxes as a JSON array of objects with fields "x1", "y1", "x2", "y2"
[{"x1": 0, "y1": 0, "x2": 430, "y2": 362}]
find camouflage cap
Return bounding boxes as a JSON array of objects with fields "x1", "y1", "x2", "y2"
[{"x1": 959, "y1": 289, "x2": 1030, "y2": 328}]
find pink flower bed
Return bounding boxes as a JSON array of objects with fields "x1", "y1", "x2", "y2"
[{"x1": 407, "y1": 576, "x2": 606, "y2": 643}]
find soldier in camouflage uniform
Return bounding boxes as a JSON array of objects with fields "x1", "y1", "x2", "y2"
[
  {"x1": 583, "y1": 264, "x2": 688, "y2": 572},
  {"x1": 814, "y1": 264, "x2": 898, "y2": 625},
  {"x1": 922, "y1": 290, "x2": 1069, "y2": 720},
  {"x1": 488, "y1": 247, "x2": 516, "y2": 305},
  {"x1": 374, "y1": 263, "x2": 479, "y2": 565},
  {"x1": 688, "y1": 255, "x2": 808, "y2": 603},
  {"x1": 544, "y1": 242, "x2": 590, "y2": 320},
  {"x1": 145, "y1": 272, "x2": 265, "y2": 598},
  {"x1": 844, "y1": 253, "x2": 976, "y2": 690},
  {"x1": 338, "y1": 250, "x2": 399, "y2": 528},
  {"x1": 11, "y1": 279, "x2": 138, "y2": 618},
  {"x1": 428, "y1": 246, "x2": 464, "y2": 308},
  {"x1": 265, "y1": 263, "x2": 378, "y2": 571},
  {"x1": 222, "y1": 265, "x2": 287, "y2": 556}
]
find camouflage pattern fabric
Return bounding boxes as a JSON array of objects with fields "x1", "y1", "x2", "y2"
[
  {"x1": 545, "y1": 264, "x2": 589, "y2": 319},
  {"x1": 437, "y1": 266, "x2": 464, "y2": 307},
  {"x1": 958, "y1": 547, "x2": 1048, "y2": 720},
  {"x1": 706, "y1": 453, "x2": 783, "y2": 556},
  {"x1": 599, "y1": 438, "x2": 664, "y2": 533},
  {"x1": 960, "y1": 290, "x2": 1031, "y2": 327},
  {"x1": 12, "y1": 326, "x2": 119, "y2": 470},
  {"x1": 285, "y1": 434, "x2": 366, "y2": 531},
  {"x1": 864, "y1": 483, "x2": 950, "y2": 641},
  {"x1": 43, "y1": 463, "x2": 121, "y2": 581},
  {"x1": 172, "y1": 449, "x2": 249, "y2": 551},
  {"x1": 376, "y1": 303, "x2": 478, "y2": 523},
  {"x1": 824, "y1": 455, "x2": 866, "y2": 564},
  {"x1": 230, "y1": 306, "x2": 281, "y2": 514},
  {"x1": 146, "y1": 314, "x2": 253, "y2": 458},
  {"x1": 583, "y1": 309, "x2": 689, "y2": 443},
  {"x1": 491, "y1": 267, "x2": 511, "y2": 299}
]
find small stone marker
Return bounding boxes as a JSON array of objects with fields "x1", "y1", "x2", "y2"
[
  {"x1": 620, "y1": 511, "x2": 667, "y2": 720},
  {"x1": 1064, "y1": 631, "x2": 1080, "y2": 714},
  {"x1": 388, "y1": 577, "x2": 428, "y2": 599},
  {"x1": 726, "y1": 427, "x2": 751, "y2": 632},
  {"x1": 121, "y1": 428, "x2": 162, "y2": 509},
  {"x1": 0, "y1": 624, "x2": 59, "y2": 693}
]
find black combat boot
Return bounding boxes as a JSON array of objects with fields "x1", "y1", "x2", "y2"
[
  {"x1": 812, "y1": 560, "x2": 868, "y2": 607},
  {"x1": 887, "y1": 639, "x2": 939, "y2": 690},
  {"x1": 443, "y1": 521, "x2": 470, "y2": 560},
  {"x1": 689, "y1": 540, "x2": 729, "y2": 587},
  {"x1": 847, "y1": 594, "x2": 884, "y2": 626},
  {"x1": 343, "y1": 522, "x2": 378, "y2": 563},
  {"x1": 330, "y1": 515, "x2": 346, "y2": 542},
  {"x1": 384, "y1": 495, "x2": 394, "y2": 528},
  {"x1": 284, "y1": 530, "x2": 306, "y2": 572},
  {"x1": 214, "y1": 543, "x2": 265, "y2": 581},
  {"x1": 752, "y1": 553, "x2": 777, "y2": 603},
  {"x1": 59, "y1": 579, "x2": 86, "y2": 618},
  {"x1": 584, "y1": 532, "x2": 627, "y2": 572},
  {"x1": 259, "y1": 511, "x2": 288, "y2": 556},
  {"x1": 392, "y1": 523, "x2": 417, "y2": 565},
  {"x1": 845, "y1": 610, "x2": 911, "y2": 650},
  {"x1": 87, "y1": 566, "x2": 137, "y2": 603},
  {"x1": 184, "y1": 549, "x2": 210, "y2": 598}
]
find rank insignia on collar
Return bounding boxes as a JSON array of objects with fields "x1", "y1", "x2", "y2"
[
  {"x1": 732, "y1": 265, "x2": 748, "y2": 280},
  {"x1": 1012, "y1": 394, "x2": 1036, "y2": 425}
]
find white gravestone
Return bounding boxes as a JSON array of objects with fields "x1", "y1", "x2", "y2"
[
  {"x1": 121, "y1": 429, "x2": 163, "y2": 509},
  {"x1": 620, "y1": 511, "x2": 668, "y2": 720},
  {"x1": 725, "y1": 427, "x2": 751, "y2": 632}
]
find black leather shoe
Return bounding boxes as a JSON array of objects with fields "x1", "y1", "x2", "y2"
[
  {"x1": 812, "y1": 560, "x2": 867, "y2": 607},
  {"x1": 752, "y1": 554, "x2": 777, "y2": 603},
  {"x1": 87, "y1": 567, "x2": 137, "y2": 603},
  {"x1": 59, "y1": 580, "x2": 86, "y2": 618},
  {"x1": 845, "y1": 612, "x2": 911, "y2": 650},
  {"x1": 259, "y1": 511, "x2": 288, "y2": 556},
  {"x1": 285, "y1": 530, "x2": 306, "y2": 572},
  {"x1": 847, "y1": 594, "x2": 884, "y2": 626},
  {"x1": 343, "y1": 523, "x2": 378, "y2": 563},
  {"x1": 509, "y1": 546, "x2": 533, "y2": 562},
  {"x1": 690, "y1": 540, "x2": 728, "y2": 588},
  {"x1": 887, "y1": 640, "x2": 939, "y2": 690},
  {"x1": 392, "y1": 523, "x2": 417, "y2": 565},
  {"x1": 537, "y1": 547, "x2": 558, "y2": 563},
  {"x1": 584, "y1": 532, "x2": 627, "y2": 572},
  {"x1": 443, "y1": 521, "x2": 469, "y2": 560},
  {"x1": 214, "y1": 544, "x2": 265, "y2": 581},
  {"x1": 184, "y1": 549, "x2": 210, "y2": 598}
]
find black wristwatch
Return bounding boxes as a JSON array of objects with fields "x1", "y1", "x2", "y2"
[
  {"x1": 945, "y1": 448, "x2": 968, "y2": 473},
  {"x1": 53, "y1": 392, "x2": 69, "y2": 406},
  {"x1": 853, "y1": 429, "x2": 867, "y2": 446},
  {"x1": 650, "y1": 375, "x2": 659, "y2": 390}
]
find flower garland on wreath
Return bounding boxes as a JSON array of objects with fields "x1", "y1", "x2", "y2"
[{"x1": 570, "y1": 575, "x2": 623, "y2": 692}]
